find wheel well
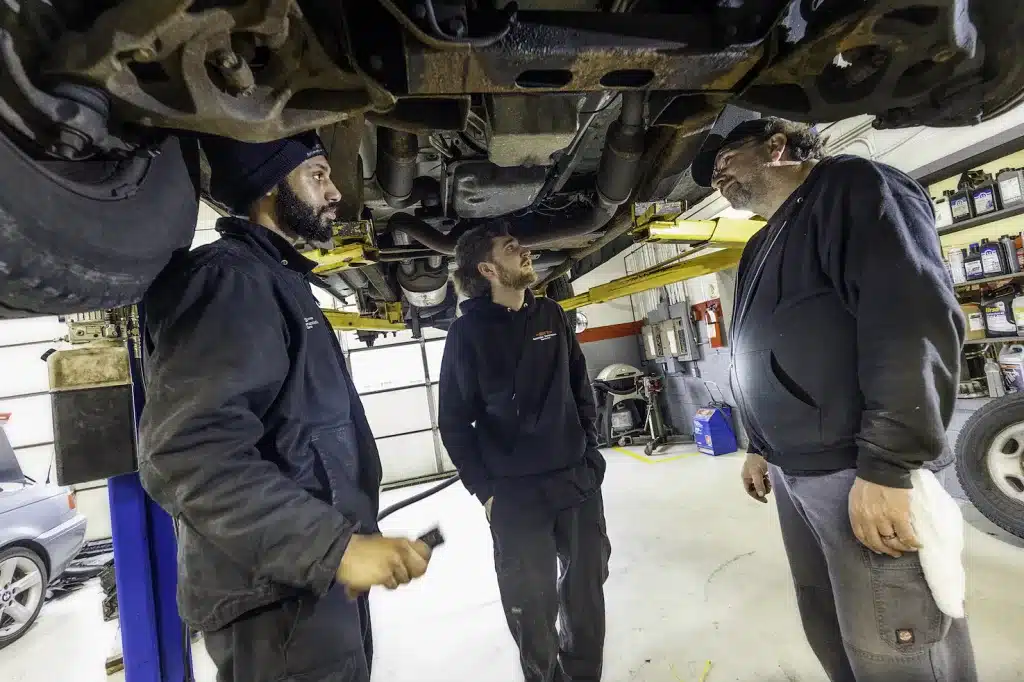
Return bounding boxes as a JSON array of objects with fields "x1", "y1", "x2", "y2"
[{"x1": 0, "y1": 539, "x2": 51, "y2": 578}]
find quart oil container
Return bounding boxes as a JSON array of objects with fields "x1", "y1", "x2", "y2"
[
  {"x1": 999, "y1": 344, "x2": 1024, "y2": 393},
  {"x1": 983, "y1": 286, "x2": 1020, "y2": 337},
  {"x1": 961, "y1": 302, "x2": 986, "y2": 341},
  {"x1": 981, "y1": 238, "x2": 1008, "y2": 276},
  {"x1": 997, "y1": 168, "x2": 1024, "y2": 209},
  {"x1": 964, "y1": 244, "x2": 985, "y2": 280},
  {"x1": 949, "y1": 188, "x2": 974, "y2": 222},
  {"x1": 934, "y1": 196, "x2": 953, "y2": 229},
  {"x1": 1014, "y1": 295, "x2": 1024, "y2": 334},
  {"x1": 970, "y1": 176, "x2": 1002, "y2": 216}
]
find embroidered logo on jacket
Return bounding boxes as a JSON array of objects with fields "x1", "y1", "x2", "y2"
[
  {"x1": 533, "y1": 330, "x2": 557, "y2": 341},
  {"x1": 304, "y1": 317, "x2": 319, "y2": 330}
]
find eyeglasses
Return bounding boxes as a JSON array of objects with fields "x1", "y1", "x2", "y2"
[{"x1": 712, "y1": 136, "x2": 763, "y2": 179}]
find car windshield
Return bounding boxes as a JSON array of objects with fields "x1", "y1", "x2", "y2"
[{"x1": 0, "y1": 427, "x2": 25, "y2": 483}]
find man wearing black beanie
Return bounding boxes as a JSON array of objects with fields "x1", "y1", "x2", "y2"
[{"x1": 137, "y1": 132, "x2": 433, "y2": 682}]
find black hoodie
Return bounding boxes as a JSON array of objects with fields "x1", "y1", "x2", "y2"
[
  {"x1": 438, "y1": 290, "x2": 605, "y2": 511},
  {"x1": 729, "y1": 155, "x2": 965, "y2": 489}
]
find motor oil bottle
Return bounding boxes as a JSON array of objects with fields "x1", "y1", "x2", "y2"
[
  {"x1": 963, "y1": 244, "x2": 985, "y2": 280},
  {"x1": 985, "y1": 358, "x2": 1006, "y2": 397},
  {"x1": 983, "y1": 284, "x2": 1020, "y2": 337},
  {"x1": 949, "y1": 187, "x2": 974, "y2": 222},
  {"x1": 947, "y1": 247, "x2": 967, "y2": 283},
  {"x1": 934, "y1": 195, "x2": 953, "y2": 229},
  {"x1": 960, "y1": 302, "x2": 986, "y2": 341},
  {"x1": 1001, "y1": 235, "x2": 1021, "y2": 272},
  {"x1": 970, "y1": 174, "x2": 1002, "y2": 216},
  {"x1": 997, "y1": 168, "x2": 1024, "y2": 209},
  {"x1": 980, "y1": 239, "x2": 1008, "y2": 277},
  {"x1": 1014, "y1": 295, "x2": 1024, "y2": 334},
  {"x1": 999, "y1": 344, "x2": 1024, "y2": 393}
]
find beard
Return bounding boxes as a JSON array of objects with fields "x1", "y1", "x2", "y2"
[
  {"x1": 719, "y1": 178, "x2": 756, "y2": 211},
  {"x1": 276, "y1": 182, "x2": 337, "y2": 244},
  {"x1": 496, "y1": 260, "x2": 537, "y2": 290}
]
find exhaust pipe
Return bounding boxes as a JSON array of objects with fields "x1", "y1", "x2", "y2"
[
  {"x1": 377, "y1": 127, "x2": 418, "y2": 208},
  {"x1": 391, "y1": 91, "x2": 647, "y2": 254}
]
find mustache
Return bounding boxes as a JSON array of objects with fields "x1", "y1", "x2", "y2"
[{"x1": 317, "y1": 202, "x2": 340, "y2": 219}]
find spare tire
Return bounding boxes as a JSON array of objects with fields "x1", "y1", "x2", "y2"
[
  {"x1": 547, "y1": 274, "x2": 578, "y2": 332},
  {"x1": 955, "y1": 395, "x2": 1024, "y2": 539},
  {"x1": 0, "y1": 133, "x2": 199, "y2": 316}
]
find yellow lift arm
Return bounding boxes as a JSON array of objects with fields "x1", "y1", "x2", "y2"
[
  {"x1": 556, "y1": 212, "x2": 765, "y2": 311},
  {"x1": 631, "y1": 205, "x2": 765, "y2": 246},
  {"x1": 320, "y1": 303, "x2": 406, "y2": 332},
  {"x1": 557, "y1": 247, "x2": 746, "y2": 311}
]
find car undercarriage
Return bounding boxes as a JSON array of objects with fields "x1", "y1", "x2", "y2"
[{"x1": 0, "y1": 0, "x2": 1022, "y2": 332}]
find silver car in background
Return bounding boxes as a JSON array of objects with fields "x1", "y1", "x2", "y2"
[{"x1": 0, "y1": 428, "x2": 87, "y2": 649}]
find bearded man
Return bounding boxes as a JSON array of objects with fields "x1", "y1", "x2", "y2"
[
  {"x1": 438, "y1": 221, "x2": 611, "y2": 682},
  {"x1": 137, "y1": 132, "x2": 433, "y2": 682}
]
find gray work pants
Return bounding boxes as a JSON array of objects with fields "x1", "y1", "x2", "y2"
[{"x1": 769, "y1": 465, "x2": 977, "y2": 682}]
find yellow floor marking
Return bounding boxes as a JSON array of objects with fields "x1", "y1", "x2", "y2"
[
  {"x1": 670, "y1": 660, "x2": 713, "y2": 682},
  {"x1": 611, "y1": 446, "x2": 701, "y2": 464}
]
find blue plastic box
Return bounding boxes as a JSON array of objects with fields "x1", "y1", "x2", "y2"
[{"x1": 693, "y1": 405, "x2": 738, "y2": 456}]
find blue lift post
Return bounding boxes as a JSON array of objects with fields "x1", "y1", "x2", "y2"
[{"x1": 107, "y1": 316, "x2": 192, "y2": 682}]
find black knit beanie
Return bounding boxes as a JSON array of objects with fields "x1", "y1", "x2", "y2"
[{"x1": 202, "y1": 131, "x2": 327, "y2": 215}]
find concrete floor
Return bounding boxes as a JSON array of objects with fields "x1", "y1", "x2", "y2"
[{"x1": 1, "y1": 446, "x2": 1022, "y2": 681}]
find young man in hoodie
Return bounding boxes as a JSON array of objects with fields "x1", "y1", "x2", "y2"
[
  {"x1": 438, "y1": 222, "x2": 611, "y2": 682},
  {"x1": 690, "y1": 117, "x2": 976, "y2": 681},
  {"x1": 138, "y1": 133, "x2": 432, "y2": 682}
]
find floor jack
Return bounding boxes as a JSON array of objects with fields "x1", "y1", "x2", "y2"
[{"x1": 627, "y1": 374, "x2": 694, "y2": 457}]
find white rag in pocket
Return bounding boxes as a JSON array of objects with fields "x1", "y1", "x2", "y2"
[{"x1": 910, "y1": 469, "x2": 966, "y2": 619}]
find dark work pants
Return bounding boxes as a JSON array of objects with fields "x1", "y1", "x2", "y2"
[
  {"x1": 490, "y1": 489, "x2": 611, "y2": 682},
  {"x1": 769, "y1": 465, "x2": 977, "y2": 682},
  {"x1": 204, "y1": 585, "x2": 372, "y2": 682}
]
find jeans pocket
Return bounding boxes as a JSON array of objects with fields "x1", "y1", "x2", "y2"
[{"x1": 868, "y1": 551, "x2": 951, "y2": 654}]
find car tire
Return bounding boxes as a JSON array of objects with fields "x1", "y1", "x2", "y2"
[
  {"x1": 955, "y1": 395, "x2": 1024, "y2": 540},
  {"x1": 0, "y1": 133, "x2": 199, "y2": 317},
  {"x1": 547, "y1": 275, "x2": 578, "y2": 331},
  {"x1": 0, "y1": 546, "x2": 49, "y2": 649}
]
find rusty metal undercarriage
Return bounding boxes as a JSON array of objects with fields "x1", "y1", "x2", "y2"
[
  {"x1": 1, "y1": 0, "x2": 1022, "y2": 335},
  {"x1": 3, "y1": 1, "x2": 1020, "y2": 150}
]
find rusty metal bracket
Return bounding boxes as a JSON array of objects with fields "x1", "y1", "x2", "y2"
[{"x1": 46, "y1": 0, "x2": 380, "y2": 141}]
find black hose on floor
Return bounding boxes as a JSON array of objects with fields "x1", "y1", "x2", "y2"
[{"x1": 376, "y1": 474, "x2": 461, "y2": 522}]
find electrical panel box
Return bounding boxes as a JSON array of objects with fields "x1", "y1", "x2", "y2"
[
  {"x1": 660, "y1": 317, "x2": 700, "y2": 362},
  {"x1": 643, "y1": 317, "x2": 700, "y2": 363},
  {"x1": 641, "y1": 324, "x2": 663, "y2": 361}
]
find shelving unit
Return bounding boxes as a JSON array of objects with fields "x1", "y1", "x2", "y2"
[
  {"x1": 954, "y1": 272, "x2": 1024, "y2": 290},
  {"x1": 938, "y1": 203, "x2": 1024, "y2": 236},
  {"x1": 964, "y1": 336, "x2": 1024, "y2": 345}
]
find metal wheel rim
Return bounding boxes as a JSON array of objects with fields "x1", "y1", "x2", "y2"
[
  {"x1": 986, "y1": 423, "x2": 1024, "y2": 504},
  {"x1": 0, "y1": 556, "x2": 44, "y2": 638}
]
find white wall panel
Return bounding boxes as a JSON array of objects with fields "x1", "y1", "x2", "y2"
[
  {"x1": 377, "y1": 431, "x2": 440, "y2": 484},
  {"x1": 12, "y1": 443, "x2": 54, "y2": 483},
  {"x1": 0, "y1": 317, "x2": 65, "y2": 346},
  {"x1": 360, "y1": 387, "x2": 432, "y2": 437},
  {"x1": 424, "y1": 339, "x2": 445, "y2": 382},
  {"x1": 73, "y1": 484, "x2": 113, "y2": 541},
  {"x1": 349, "y1": 343, "x2": 425, "y2": 393},
  {"x1": 0, "y1": 341, "x2": 54, "y2": 398},
  {"x1": 0, "y1": 393, "x2": 52, "y2": 448}
]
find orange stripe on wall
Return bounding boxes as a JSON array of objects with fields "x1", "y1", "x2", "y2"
[{"x1": 577, "y1": 321, "x2": 644, "y2": 344}]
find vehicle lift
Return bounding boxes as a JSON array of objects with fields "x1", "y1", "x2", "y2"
[{"x1": 44, "y1": 206, "x2": 762, "y2": 681}]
